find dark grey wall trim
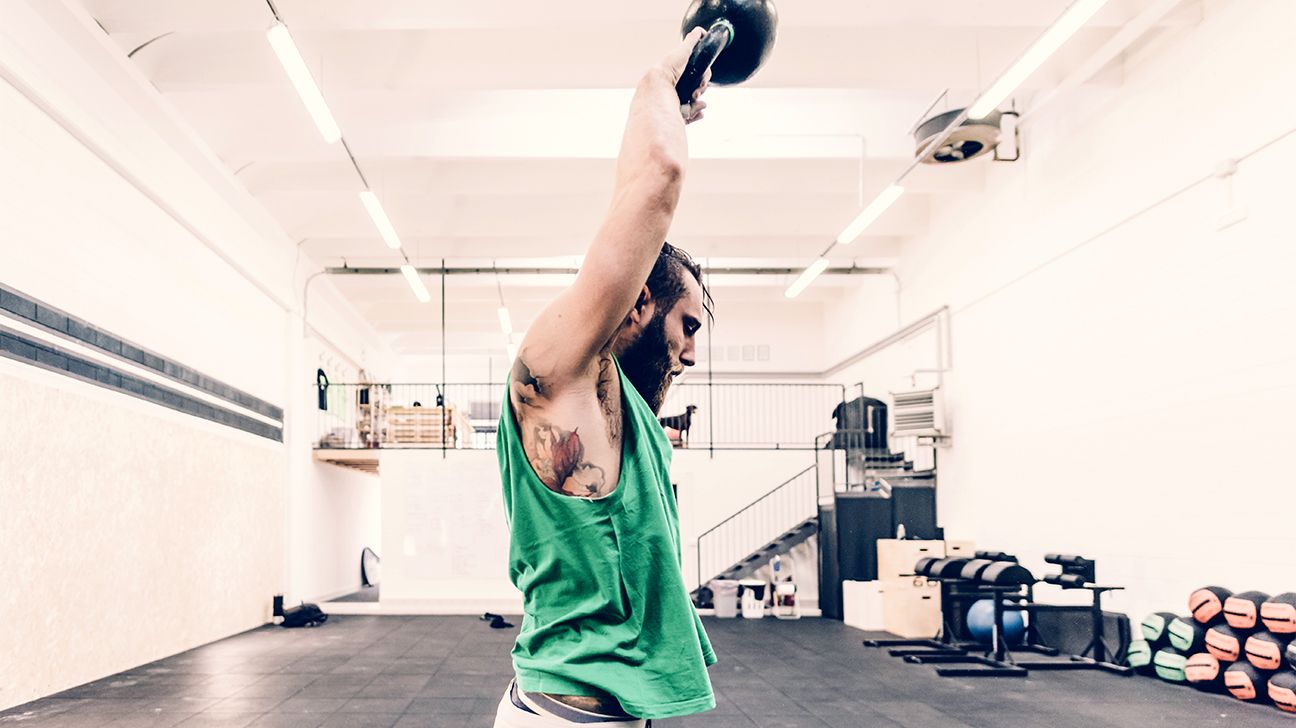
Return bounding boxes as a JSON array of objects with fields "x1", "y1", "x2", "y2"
[
  {"x1": 0, "y1": 282, "x2": 283, "y2": 421},
  {"x1": 0, "y1": 325, "x2": 283, "y2": 442}
]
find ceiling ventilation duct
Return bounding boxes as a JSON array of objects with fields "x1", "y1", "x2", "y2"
[{"x1": 914, "y1": 108, "x2": 1004, "y2": 164}]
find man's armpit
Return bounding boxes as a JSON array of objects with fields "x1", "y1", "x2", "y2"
[{"x1": 510, "y1": 355, "x2": 545, "y2": 409}]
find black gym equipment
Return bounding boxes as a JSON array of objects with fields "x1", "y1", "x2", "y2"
[
  {"x1": 913, "y1": 556, "x2": 941, "y2": 577},
  {"x1": 864, "y1": 550, "x2": 1133, "y2": 678},
  {"x1": 974, "y1": 550, "x2": 1018, "y2": 563},
  {"x1": 958, "y1": 558, "x2": 997, "y2": 582},
  {"x1": 675, "y1": 0, "x2": 778, "y2": 105},
  {"x1": 1013, "y1": 556, "x2": 1131, "y2": 675},
  {"x1": 863, "y1": 553, "x2": 1028, "y2": 668},
  {"x1": 978, "y1": 561, "x2": 1034, "y2": 586},
  {"x1": 1043, "y1": 554, "x2": 1095, "y2": 587}
]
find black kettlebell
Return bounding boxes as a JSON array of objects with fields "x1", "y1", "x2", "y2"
[{"x1": 675, "y1": 0, "x2": 778, "y2": 106}]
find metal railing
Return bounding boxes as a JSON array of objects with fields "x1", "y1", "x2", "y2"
[
  {"x1": 695, "y1": 465, "x2": 819, "y2": 589},
  {"x1": 314, "y1": 381, "x2": 846, "y2": 451},
  {"x1": 815, "y1": 426, "x2": 938, "y2": 494},
  {"x1": 314, "y1": 382, "x2": 503, "y2": 450},
  {"x1": 658, "y1": 382, "x2": 845, "y2": 450}
]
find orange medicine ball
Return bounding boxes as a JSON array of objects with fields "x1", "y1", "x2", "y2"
[
  {"x1": 1223, "y1": 591, "x2": 1270, "y2": 630},
  {"x1": 1190, "y1": 586, "x2": 1233, "y2": 624},
  {"x1": 1245, "y1": 632, "x2": 1295, "y2": 672},
  {"x1": 1269, "y1": 672, "x2": 1296, "y2": 714},
  {"x1": 1184, "y1": 652, "x2": 1226, "y2": 691},
  {"x1": 1206, "y1": 624, "x2": 1247, "y2": 663},
  {"x1": 1224, "y1": 662, "x2": 1272, "y2": 702},
  {"x1": 1260, "y1": 593, "x2": 1296, "y2": 634}
]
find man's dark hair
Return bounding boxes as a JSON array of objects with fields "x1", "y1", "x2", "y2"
[{"x1": 645, "y1": 242, "x2": 714, "y2": 323}]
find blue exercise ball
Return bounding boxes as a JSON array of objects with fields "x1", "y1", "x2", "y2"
[{"x1": 966, "y1": 599, "x2": 1025, "y2": 645}]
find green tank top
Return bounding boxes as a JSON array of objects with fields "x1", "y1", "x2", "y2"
[{"x1": 497, "y1": 357, "x2": 716, "y2": 719}]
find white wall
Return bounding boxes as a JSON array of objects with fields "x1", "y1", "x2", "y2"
[
  {"x1": 379, "y1": 451, "x2": 520, "y2": 613},
  {"x1": 368, "y1": 448, "x2": 818, "y2": 610},
  {"x1": 0, "y1": 362, "x2": 285, "y2": 713},
  {"x1": 854, "y1": 0, "x2": 1296, "y2": 622},
  {"x1": 699, "y1": 292, "x2": 826, "y2": 374},
  {"x1": 0, "y1": 0, "x2": 390, "y2": 709}
]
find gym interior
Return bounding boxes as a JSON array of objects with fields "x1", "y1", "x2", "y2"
[{"x1": 2, "y1": 0, "x2": 1293, "y2": 726}]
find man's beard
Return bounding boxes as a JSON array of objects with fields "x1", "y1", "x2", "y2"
[{"x1": 618, "y1": 313, "x2": 673, "y2": 414}]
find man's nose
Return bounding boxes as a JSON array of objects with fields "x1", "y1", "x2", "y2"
[{"x1": 680, "y1": 339, "x2": 696, "y2": 367}]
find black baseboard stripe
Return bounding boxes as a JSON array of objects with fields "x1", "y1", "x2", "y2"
[
  {"x1": 0, "y1": 282, "x2": 283, "y2": 422},
  {"x1": 0, "y1": 324, "x2": 282, "y2": 442}
]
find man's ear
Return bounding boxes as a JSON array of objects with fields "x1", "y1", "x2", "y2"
[{"x1": 627, "y1": 285, "x2": 653, "y2": 325}]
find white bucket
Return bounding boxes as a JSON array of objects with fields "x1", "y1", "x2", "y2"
[{"x1": 711, "y1": 580, "x2": 740, "y2": 618}]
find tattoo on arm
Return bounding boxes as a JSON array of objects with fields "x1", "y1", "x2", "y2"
[
  {"x1": 511, "y1": 356, "x2": 543, "y2": 408},
  {"x1": 530, "y1": 423, "x2": 607, "y2": 497}
]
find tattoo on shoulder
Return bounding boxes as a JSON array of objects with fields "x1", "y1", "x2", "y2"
[
  {"x1": 595, "y1": 354, "x2": 620, "y2": 444},
  {"x1": 511, "y1": 356, "x2": 544, "y2": 409},
  {"x1": 529, "y1": 422, "x2": 608, "y2": 498}
]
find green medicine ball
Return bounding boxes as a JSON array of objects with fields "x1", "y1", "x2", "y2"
[
  {"x1": 1169, "y1": 617, "x2": 1207, "y2": 653},
  {"x1": 1154, "y1": 648, "x2": 1188, "y2": 683}
]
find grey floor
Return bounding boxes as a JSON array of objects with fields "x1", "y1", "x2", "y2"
[
  {"x1": 330, "y1": 587, "x2": 379, "y2": 603},
  {"x1": 2, "y1": 616, "x2": 1291, "y2": 727}
]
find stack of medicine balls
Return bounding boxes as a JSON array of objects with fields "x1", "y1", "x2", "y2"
[{"x1": 1126, "y1": 587, "x2": 1296, "y2": 714}]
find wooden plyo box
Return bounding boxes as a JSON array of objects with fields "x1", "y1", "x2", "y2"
[
  {"x1": 875, "y1": 539, "x2": 945, "y2": 580},
  {"x1": 880, "y1": 576, "x2": 942, "y2": 639}
]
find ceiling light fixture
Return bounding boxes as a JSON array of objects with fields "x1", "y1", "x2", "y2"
[
  {"x1": 497, "y1": 306, "x2": 513, "y2": 337},
  {"x1": 789, "y1": 0, "x2": 1110, "y2": 299},
  {"x1": 836, "y1": 184, "x2": 905, "y2": 245},
  {"x1": 266, "y1": 22, "x2": 341, "y2": 144},
  {"x1": 400, "y1": 264, "x2": 431, "y2": 303},
  {"x1": 358, "y1": 190, "x2": 402, "y2": 250},
  {"x1": 784, "y1": 258, "x2": 831, "y2": 299},
  {"x1": 967, "y1": 0, "x2": 1111, "y2": 119}
]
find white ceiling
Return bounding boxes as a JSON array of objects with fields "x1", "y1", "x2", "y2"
[{"x1": 79, "y1": 0, "x2": 1189, "y2": 355}]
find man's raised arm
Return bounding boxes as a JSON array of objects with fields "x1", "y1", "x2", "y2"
[{"x1": 515, "y1": 30, "x2": 708, "y2": 385}]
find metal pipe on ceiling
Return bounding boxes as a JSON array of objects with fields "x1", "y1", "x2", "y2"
[{"x1": 322, "y1": 266, "x2": 892, "y2": 276}]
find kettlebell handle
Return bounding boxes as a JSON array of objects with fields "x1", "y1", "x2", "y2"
[{"x1": 675, "y1": 20, "x2": 734, "y2": 108}]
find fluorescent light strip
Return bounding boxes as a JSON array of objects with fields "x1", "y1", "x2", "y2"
[
  {"x1": 967, "y1": 0, "x2": 1111, "y2": 119},
  {"x1": 359, "y1": 190, "x2": 403, "y2": 250},
  {"x1": 784, "y1": 258, "x2": 831, "y2": 299},
  {"x1": 497, "y1": 306, "x2": 513, "y2": 336},
  {"x1": 400, "y1": 264, "x2": 431, "y2": 303},
  {"x1": 836, "y1": 184, "x2": 905, "y2": 245},
  {"x1": 266, "y1": 22, "x2": 342, "y2": 144}
]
